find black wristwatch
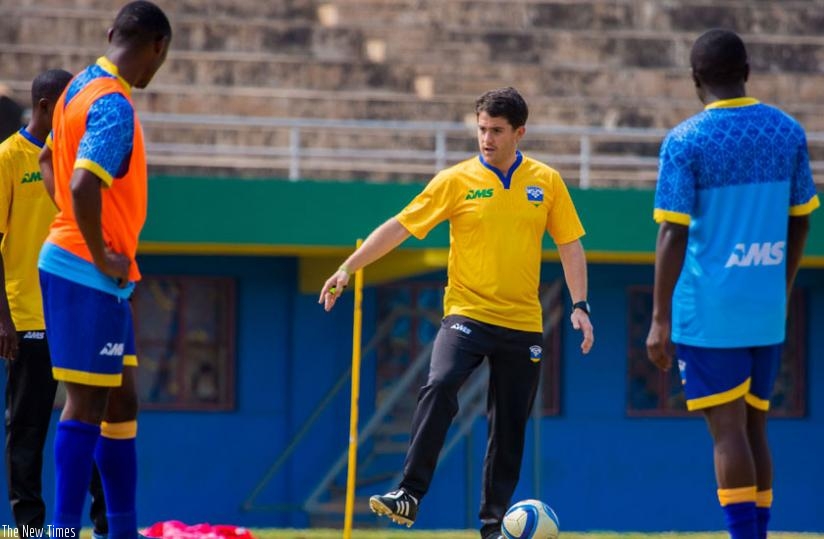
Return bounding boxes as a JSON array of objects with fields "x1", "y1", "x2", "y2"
[{"x1": 572, "y1": 300, "x2": 591, "y2": 316}]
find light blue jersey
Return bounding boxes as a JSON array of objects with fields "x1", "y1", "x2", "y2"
[{"x1": 654, "y1": 98, "x2": 820, "y2": 348}]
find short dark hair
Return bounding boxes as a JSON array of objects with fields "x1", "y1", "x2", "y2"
[
  {"x1": 111, "y1": 1, "x2": 172, "y2": 46},
  {"x1": 475, "y1": 87, "x2": 529, "y2": 129},
  {"x1": 690, "y1": 28, "x2": 748, "y2": 86},
  {"x1": 31, "y1": 69, "x2": 73, "y2": 107}
]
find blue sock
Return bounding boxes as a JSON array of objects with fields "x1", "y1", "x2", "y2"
[
  {"x1": 756, "y1": 507, "x2": 770, "y2": 539},
  {"x1": 53, "y1": 420, "x2": 101, "y2": 534},
  {"x1": 95, "y1": 426, "x2": 138, "y2": 539},
  {"x1": 755, "y1": 489, "x2": 773, "y2": 539},
  {"x1": 723, "y1": 502, "x2": 758, "y2": 539}
]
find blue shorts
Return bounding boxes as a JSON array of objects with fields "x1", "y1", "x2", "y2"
[
  {"x1": 40, "y1": 270, "x2": 137, "y2": 387},
  {"x1": 675, "y1": 343, "x2": 781, "y2": 411}
]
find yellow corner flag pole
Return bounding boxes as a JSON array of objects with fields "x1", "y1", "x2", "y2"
[{"x1": 343, "y1": 238, "x2": 364, "y2": 539}]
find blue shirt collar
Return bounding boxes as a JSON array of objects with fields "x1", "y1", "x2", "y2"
[
  {"x1": 478, "y1": 150, "x2": 523, "y2": 190},
  {"x1": 18, "y1": 127, "x2": 44, "y2": 148}
]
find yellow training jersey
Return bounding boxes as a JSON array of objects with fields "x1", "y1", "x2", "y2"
[
  {"x1": 0, "y1": 129, "x2": 56, "y2": 330},
  {"x1": 397, "y1": 152, "x2": 584, "y2": 332}
]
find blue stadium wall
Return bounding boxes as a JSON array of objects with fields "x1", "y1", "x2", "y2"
[{"x1": 0, "y1": 257, "x2": 821, "y2": 532}]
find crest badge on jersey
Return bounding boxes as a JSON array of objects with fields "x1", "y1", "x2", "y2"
[
  {"x1": 529, "y1": 345, "x2": 542, "y2": 363},
  {"x1": 526, "y1": 185, "x2": 543, "y2": 207}
]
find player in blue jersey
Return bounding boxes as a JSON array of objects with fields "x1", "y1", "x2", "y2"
[
  {"x1": 38, "y1": 3, "x2": 170, "y2": 538},
  {"x1": 646, "y1": 29, "x2": 819, "y2": 539}
]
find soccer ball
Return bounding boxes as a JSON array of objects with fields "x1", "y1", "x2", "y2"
[{"x1": 501, "y1": 499, "x2": 560, "y2": 539}]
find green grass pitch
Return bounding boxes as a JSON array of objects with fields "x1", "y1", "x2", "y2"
[{"x1": 250, "y1": 531, "x2": 823, "y2": 539}]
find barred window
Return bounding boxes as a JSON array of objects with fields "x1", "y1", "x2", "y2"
[
  {"x1": 54, "y1": 276, "x2": 236, "y2": 411},
  {"x1": 132, "y1": 276, "x2": 236, "y2": 410},
  {"x1": 375, "y1": 282, "x2": 443, "y2": 409}
]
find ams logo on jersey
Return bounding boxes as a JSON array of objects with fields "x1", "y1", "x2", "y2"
[
  {"x1": 724, "y1": 242, "x2": 785, "y2": 268},
  {"x1": 465, "y1": 188, "x2": 494, "y2": 200},
  {"x1": 21, "y1": 171, "x2": 42, "y2": 184},
  {"x1": 99, "y1": 342, "x2": 125, "y2": 356}
]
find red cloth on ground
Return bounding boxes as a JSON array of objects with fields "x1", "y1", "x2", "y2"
[{"x1": 143, "y1": 520, "x2": 256, "y2": 539}]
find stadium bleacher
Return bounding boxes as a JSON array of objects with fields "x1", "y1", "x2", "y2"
[{"x1": 3, "y1": 0, "x2": 824, "y2": 184}]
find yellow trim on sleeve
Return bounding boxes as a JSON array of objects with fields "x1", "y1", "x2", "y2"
[
  {"x1": 653, "y1": 209, "x2": 691, "y2": 225},
  {"x1": 756, "y1": 489, "x2": 773, "y2": 508},
  {"x1": 101, "y1": 420, "x2": 137, "y2": 439},
  {"x1": 745, "y1": 392, "x2": 770, "y2": 411},
  {"x1": 395, "y1": 213, "x2": 426, "y2": 240},
  {"x1": 46, "y1": 132, "x2": 53, "y2": 149},
  {"x1": 717, "y1": 486, "x2": 757, "y2": 506},
  {"x1": 52, "y1": 367, "x2": 122, "y2": 387},
  {"x1": 705, "y1": 97, "x2": 760, "y2": 110},
  {"x1": 686, "y1": 378, "x2": 750, "y2": 411},
  {"x1": 123, "y1": 354, "x2": 138, "y2": 367},
  {"x1": 75, "y1": 159, "x2": 114, "y2": 186},
  {"x1": 789, "y1": 195, "x2": 820, "y2": 216},
  {"x1": 95, "y1": 56, "x2": 132, "y2": 94}
]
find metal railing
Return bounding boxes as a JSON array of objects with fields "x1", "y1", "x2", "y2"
[{"x1": 141, "y1": 113, "x2": 824, "y2": 188}]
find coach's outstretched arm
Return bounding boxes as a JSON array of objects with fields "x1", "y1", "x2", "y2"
[
  {"x1": 557, "y1": 239, "x2": 594, "y2": 354},
  {"x1": 319, "y1": 217, "x2": 411, "y2": 311}
]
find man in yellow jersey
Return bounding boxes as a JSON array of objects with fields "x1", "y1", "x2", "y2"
[
  {"x1": 319, "y1": 87, "x2": 594, "y2": 539},
  {"x1": 0, "y1": 69, "x2": 109, "y2": 538}
]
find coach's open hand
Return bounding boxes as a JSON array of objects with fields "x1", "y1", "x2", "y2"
[
  {"x1": 570, "y1": 309, "x2": 594, "y2": 354},
  {"x1": 319, "y1": 268, "x2": 350, "y2": 312}
]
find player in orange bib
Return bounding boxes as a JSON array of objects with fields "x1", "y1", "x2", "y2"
[{"x1": 37, "y1": 3, "x2": 171, "y2": 538}]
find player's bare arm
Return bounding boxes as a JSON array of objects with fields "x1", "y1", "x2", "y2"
[
  {"x1": 319, "y1": 217, "x2": 411, "y2": 312},
  {"x1": 557, "y1": 239, "x2": 594, "y2": 354},
  {"x1": 38, "y1": 144, "x2": 57, "y2": 206},
  {"x1": 0, "y1": 238, "x2": 17, "y2": 361},
  {"x1": 70, "y1": 169, "x2": 130, "y2": 286},
  {"x1": 786, "y1": 215, "x2": 811, "y2": 296},
  {"x1": 646, "y1": 221, "x2": 688, "y2": 371}
]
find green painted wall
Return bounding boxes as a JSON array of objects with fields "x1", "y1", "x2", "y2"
[{"x1": 143, "y1": 176, "x2": 823, "y2": 258}]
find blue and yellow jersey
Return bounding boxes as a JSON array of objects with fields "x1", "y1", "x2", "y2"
[
  {"x1": 654, "y1": 97, "x2": 820, "y2": 348},
  {"x1": 40, "y1": 57, "x2": 146, "y2": 299},
  {"x1": 397, "y1": 151, "x2": 585, "y2": 332},
  {"x1": 0, "y1": 128, "x2": 56, "y2": 330}
]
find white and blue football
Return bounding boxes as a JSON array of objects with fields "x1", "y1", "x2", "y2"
[{"x1": 501, "y1": 499, "x2": 560, "y2": 539}]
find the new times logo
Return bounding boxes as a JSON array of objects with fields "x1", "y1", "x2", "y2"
[{"x1": 1, "y1": 525, "x2": 77, "y2": 538}]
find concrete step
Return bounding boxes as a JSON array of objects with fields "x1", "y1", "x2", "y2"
[{"x1": 8, "y1": 0, "x2": 318, "y2": 23}]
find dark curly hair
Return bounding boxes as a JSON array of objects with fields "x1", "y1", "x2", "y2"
[{"x1": 475, "y1": 87, "x2": 529, "y2": 129}]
